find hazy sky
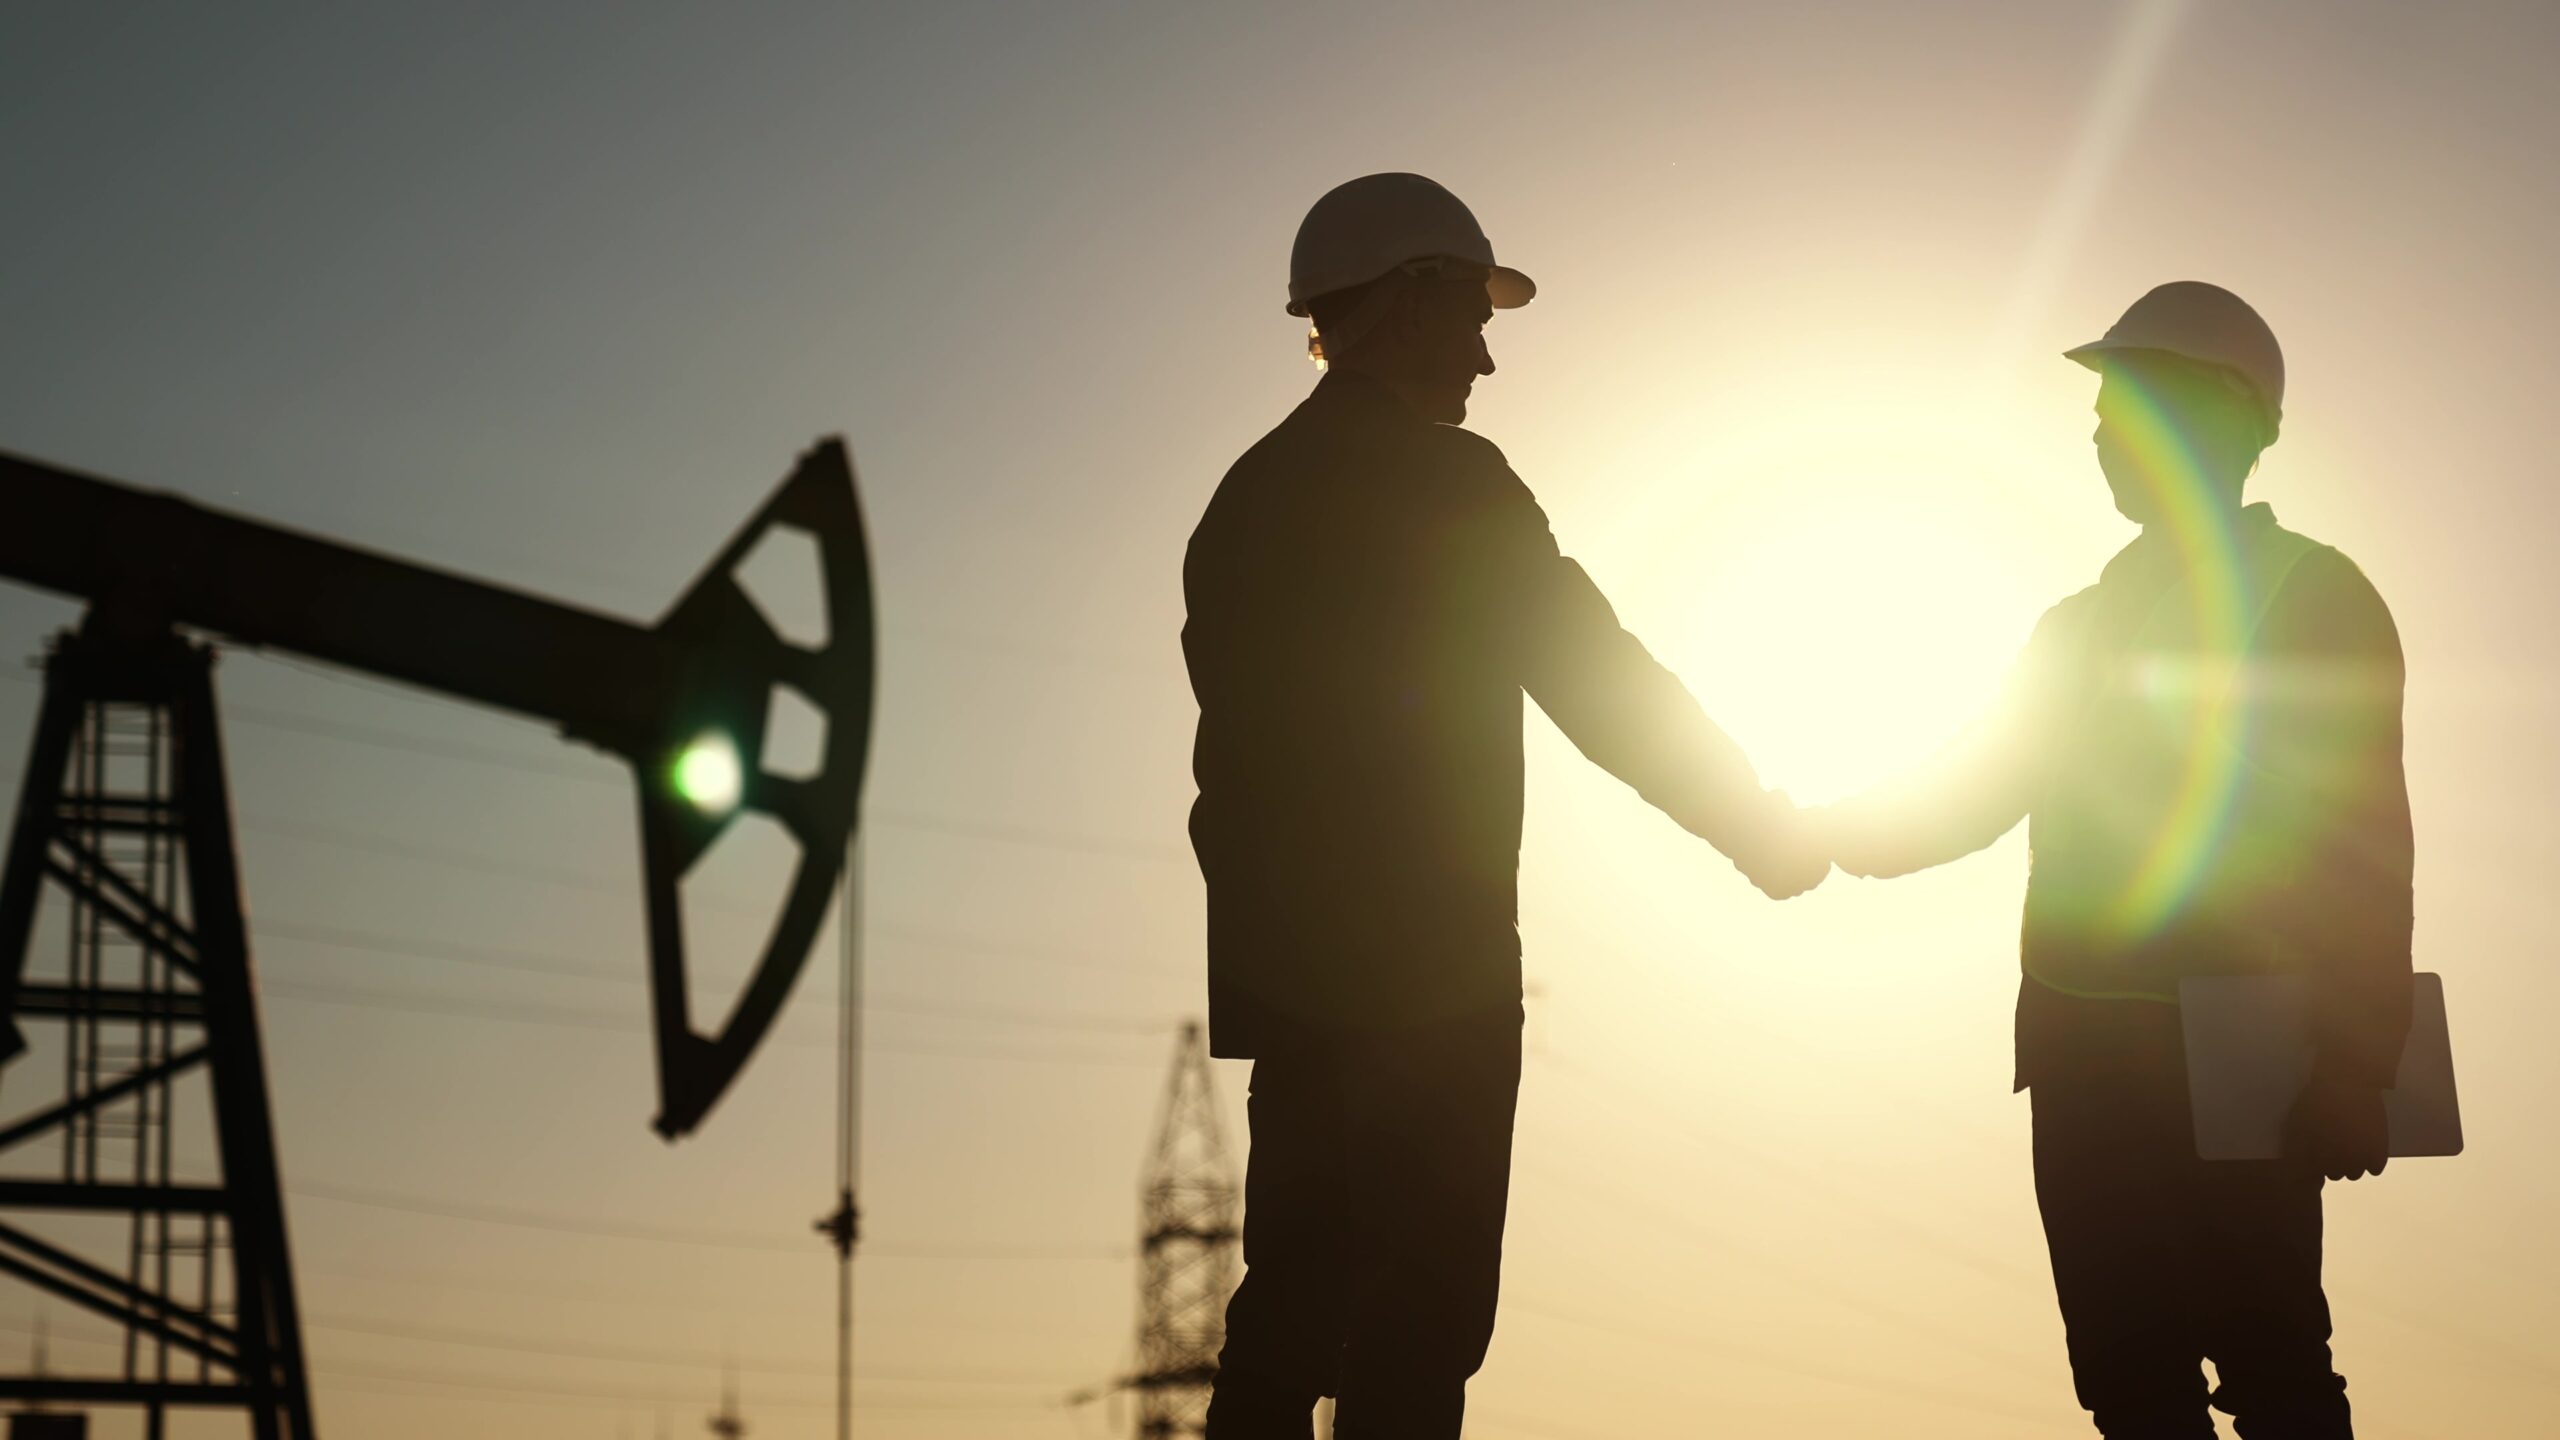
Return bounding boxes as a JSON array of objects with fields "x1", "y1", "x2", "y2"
[{"x1": 3, "y1": 2, "x2": 2556, "y2": 1436}]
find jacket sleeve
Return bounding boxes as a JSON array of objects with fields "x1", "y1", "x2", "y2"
[
  {"x1": 1819, "y1": 598, "x2": 2079, "y2": 878},
  {"x1": 1462, "y1": 451, "x2": 1785, "y2": 861},
  {"x1": 2249, "y1": 550, "x2": 2415, "y2": 1087}
]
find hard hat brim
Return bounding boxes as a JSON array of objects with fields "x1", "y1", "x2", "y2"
[
  {"x1": 2063, "y1": 339, "x2": 2283, "y2": 438},
  {"x1": 2062, "y1": 339, "x2": 2128, "y2": 372},
  {"x1": 2064, "y1": 338, "x2": 2250, "y2": 387},
  {"x1": 1285, "y1": 264, "x2": 1538, "y2": 317},
  {"x1": 1488, "y1": 265, "x2": 1535, "y2": 310}
]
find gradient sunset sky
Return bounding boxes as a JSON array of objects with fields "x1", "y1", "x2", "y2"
[{"x1": 2, "y1": 2, "x2": 2555, "y2": 1436}]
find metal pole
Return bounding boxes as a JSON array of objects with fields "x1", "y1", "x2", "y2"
[{"x1": 826, "y1": 836, "x2": 864, "y2": 1440}]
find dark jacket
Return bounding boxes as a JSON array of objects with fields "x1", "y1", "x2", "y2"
[
  {"x1": 1830, "y1": 504, "x2": 2415, "y2": 1088},
  {"x1": 1183, "y1": 372, "x2": 1770, "y2": 1058}
]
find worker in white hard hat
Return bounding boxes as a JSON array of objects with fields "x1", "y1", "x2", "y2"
[
  {"x1": 1183, "y1": 172, "x2": 1822, "y2": 1440},
  {"x1": 1818, "y1": 281, "x2": 2413, "y2": 1439}
]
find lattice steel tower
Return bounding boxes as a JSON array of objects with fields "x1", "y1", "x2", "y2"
[
  {"x1": 0, "y1": 631, "x2": 314, "y2": 1439},
  {"x1": 1132, "y1": 1021, "x2": 1239, "y2": 1440}
]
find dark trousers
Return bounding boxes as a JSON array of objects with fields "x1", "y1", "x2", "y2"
[
  {"x1": 1204, "y1": 1004, "x2": 1522, "y2": 1440},
  {"x1": 2032, "y1": 1072, "x2": 2351, "y2": 1439}
]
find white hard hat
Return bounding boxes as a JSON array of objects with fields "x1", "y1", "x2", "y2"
[
  {"x1": 1285, "y1": 173, "x2": 1536, "y2": 318},
  {"x1": 2065, "y1": 281, "x2": 2285, "y2": 428}
]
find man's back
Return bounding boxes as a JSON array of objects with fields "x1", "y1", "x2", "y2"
[
  {"x1": 1186, "y1": 373, "x2": 1784, "y2": 1057},
  {"x1": 1184, "y1": 373, "x2": 1541, "y2": 1056}
]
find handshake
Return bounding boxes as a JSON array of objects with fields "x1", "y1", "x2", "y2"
[{"x1": 1724, "y1": 792, "x2": 1837, "y2": 901}]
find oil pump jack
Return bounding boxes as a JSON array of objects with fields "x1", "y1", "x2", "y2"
[{"x1": 0, "y1": 441, "x2": 876, "y2": 1438}]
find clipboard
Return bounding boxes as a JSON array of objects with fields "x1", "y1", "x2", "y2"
[{"x1": 2179, "y1": 972, "x2": 2462, "y2": 1161}]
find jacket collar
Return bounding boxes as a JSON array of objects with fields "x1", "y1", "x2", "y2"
[
  {"x1": 1306, "y1": 368, "x2": 1429, "y2": 427},
  {"x1": 2107, "y1": 500, "x2": 2281, "y2": 586}
]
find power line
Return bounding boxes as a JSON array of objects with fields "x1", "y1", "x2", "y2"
[
  {"x1": 872, "y1": 808, "x2": 1185, "y2": 864},
  {"x1": 305, "y1": 1310, "x2": 1078, "y2": 1387},
  {"x1": 1506, "y1": 1291, "x2": 2061, "y2": 1428},
  {"x1": 1532, "y1": 914, "x2": 2018, "y2": 1160},
  {"x1": 1531, "y1": 1050, "x2": 2042, "y2": 1292},
  {"x1": 257, "y1": 913, "x2": 1178, "y2": 1035},
  {"x1": 285, "y1": 1256, "x2": 1105, "y2": 1350},
  {"x1": 289, "y1": 1178, "x2": 807, "y2": 1252},
  {"x1": 8, "y1": 1294, "x2": 1074, "y2": 1387},
  {"x1": 233, "y1": 685, "x2": 1184, "y2": 862},
  {"x1": 287, "y1": 1175, "x2": 1133, "y2": 1262},
  {"x1": 223, "y1": 700, "x2": 607, "y2": 781},
  {"x1": 285, "y1": 1355, "x2": 1048, "y2": 1413},
  {"x1": 256, "y1": 973, "x2": 1167, "y2": 1068},
  {"x1": 292, "y1": 1258, "x2": 784, "y2": 1315},
  {"x1": 1511, "y1": 1153, "x2": 2050, "y2": 1385},
  {"x1": 0, "y1": 1315, "x2": 1066, "y2": 1416},
  {"x1": 914, "y1": 625, "x2": 1166, "y2": 679},
  {"x1": 317, "y1": 1363, "x2": 1059, "y2": 1414},
  {"x1": 239, "y1": 811, "x2": 762, "y2": 911},
  {"x1": 869, "y1": 919, "x2": 1170, "y2": 979},
  {"x1": 243, "y1": 810, "x2": 1176, "y2": 978},
  {"x1": 261, "y1": 916, "x2": 626, "y2": 983},
  {"x1": 2, "y1": 663, "x2": 1190, "y2": 863}
]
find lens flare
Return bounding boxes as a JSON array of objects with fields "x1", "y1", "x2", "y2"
[
  {"x1": 2057, "y1": 366, "x2": 2318, "y2": 984},
  {"x1": 674, "y1": 731, "x2": 744, "y2": 816},
  {"x1": 2097, "y1": 375, "x2": 2248, "y2": 942}
]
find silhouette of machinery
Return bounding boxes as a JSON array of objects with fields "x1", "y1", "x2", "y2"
[
  {"x1": 0, "y1": 442, "x2": 876, "y2": 1439},
  {"x1": 1133, "y1": 1022, "x2": 1238, "y2": 1440},
  {"x1": 706, "y1": 1356, "x2": 747, "y2": 1439}
]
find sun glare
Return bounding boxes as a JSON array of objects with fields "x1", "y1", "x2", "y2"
[
  {"x1": 1685, "y1": 501, "x2": 2040, "y2": 802},
  {"x1": 1596, "y1": 389, "x2": 2096, "y2": 805}
]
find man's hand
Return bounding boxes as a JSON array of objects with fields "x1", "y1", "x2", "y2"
[
  {"x1": 2283, "y1": 1068, "x2": 2390, "y2": 1181},
  {"x1": 1731, "y1": 793, "x2": 1831, "y2": 900}
]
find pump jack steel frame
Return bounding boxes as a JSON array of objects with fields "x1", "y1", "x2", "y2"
[
  {"x1": 0, "y1": 440, "x2": 877, "y2": 1437},
  {"x1": 0, "y1": 628, "x2": 313, "y2": 1437}
]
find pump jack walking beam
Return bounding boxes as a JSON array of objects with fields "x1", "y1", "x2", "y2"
[{"x1": 0, "y1": 440, "x2": 877, "y2": 1136}]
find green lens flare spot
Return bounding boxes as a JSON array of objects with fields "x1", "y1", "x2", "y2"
[{"x1": 674, "y1": 732, "x2": 743, "y2": 816}]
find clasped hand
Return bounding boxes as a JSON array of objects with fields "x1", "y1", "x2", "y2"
[{"x1": 1730, "y1": 793, "x2": 1832, "y2": 901}]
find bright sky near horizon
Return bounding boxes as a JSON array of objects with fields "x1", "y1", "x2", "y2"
[{"x1": 2, "y1": 2, "x2": 2556, "y2": 1437}]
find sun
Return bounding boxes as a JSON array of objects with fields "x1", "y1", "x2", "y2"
[
  {"x1": 1587, "y1": 388, "x2": 2104, "y2": 806},
  {"x1": 1674, "y1": 496, "x2": 2045, "y2": 803}
]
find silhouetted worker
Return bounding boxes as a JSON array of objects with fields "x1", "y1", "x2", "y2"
[
  {"x1": 1823, "y1": 282, "x2": 2412, "y2": 1440},
  {"x1": 1184, "y1": 173, "x2": 1822, "y2": 1440}
]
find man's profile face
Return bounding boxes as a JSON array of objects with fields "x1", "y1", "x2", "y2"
[
  {"x1": 1404, "y1": 274, "x2": 1497, "y2": 424},
  {"x1": 2091, "y1": 368, "x2": 2160, "y2": 525},
  {"x1": 2090, "y1": 357, "x2": 2263, "y2": 528}
]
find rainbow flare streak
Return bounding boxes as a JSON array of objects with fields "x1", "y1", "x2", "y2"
[{"x1": 2096, "y1": 372, "x2": 2257, "y2": 945}]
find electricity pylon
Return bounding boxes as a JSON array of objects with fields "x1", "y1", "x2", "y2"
[
  {"x1": 706, "y1": 1357, "x2": 745, "y2": 1439},
  {"x1": 1132, "y1": 1022, "x2": 1239, "y2": 1440}
]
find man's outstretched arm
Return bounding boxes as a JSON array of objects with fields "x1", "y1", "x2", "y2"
[
  {"x1": 1473, "y1": 466, "x2": 1818, "y2": 896},
  {"x1": 1816, "y1": 602, "x2": 2076, "y2": 878}
]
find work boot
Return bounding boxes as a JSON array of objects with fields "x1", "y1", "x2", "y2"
[{"x1": 2214, "y1": 1377, "x2": 2354, "y2": 1440}]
